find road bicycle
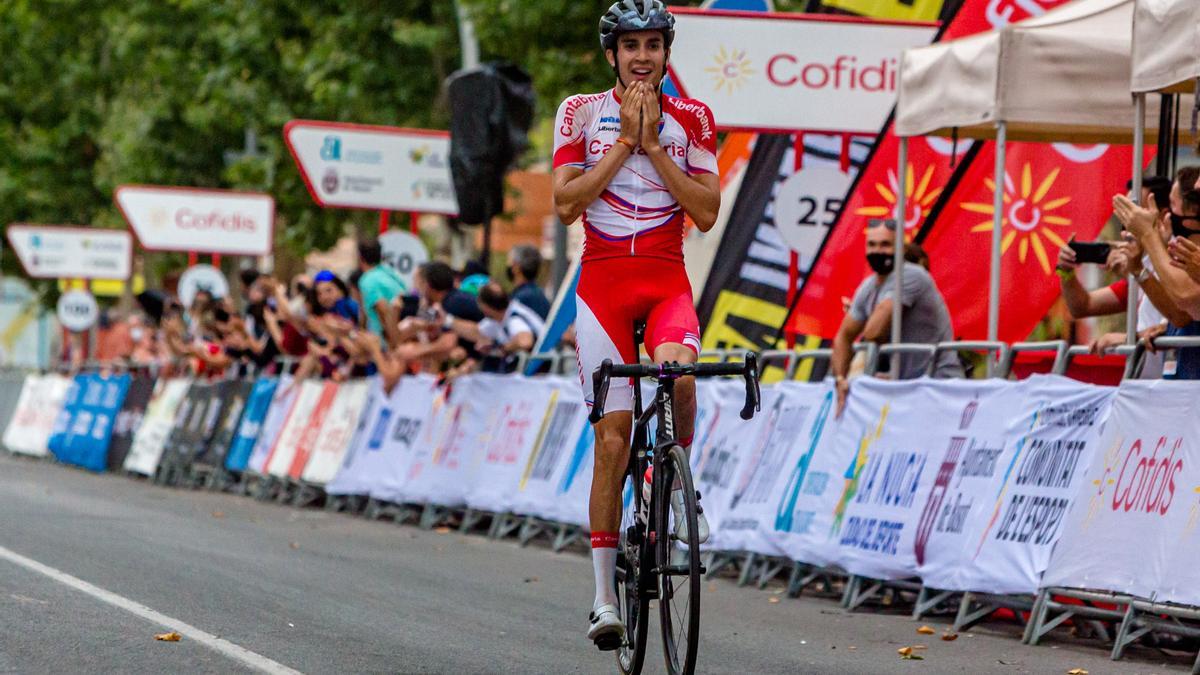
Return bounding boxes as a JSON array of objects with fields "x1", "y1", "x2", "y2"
[{"x1": 589, "y1": 326, "x2": 760, "y2": 675}]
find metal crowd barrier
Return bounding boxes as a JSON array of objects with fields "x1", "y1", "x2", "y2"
[
  {"x1": 30, "y1": 333, "x2": 1200, "y2": 670},
  {"x1": 1018, "y1": 334, "x2": 1200, "y2": 672}
]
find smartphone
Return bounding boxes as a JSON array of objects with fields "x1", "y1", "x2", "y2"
[{"x1": 1069, "y1": 240, "x2": 1111, "y2": 264}]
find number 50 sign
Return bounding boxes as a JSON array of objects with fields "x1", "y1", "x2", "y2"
[{"x1": 774, "y1": 166, "x2": 852, "y2": 256}]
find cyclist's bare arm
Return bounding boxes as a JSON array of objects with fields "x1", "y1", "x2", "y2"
[
  {"x1": 553, "y1": 87, "x2": 642, "y2": 223},
  {"x1": 553, "y1": 159, "x2": 625, "y2": 225},
  {"x1": 645, "y1": 155, "x2": 719, "y2": 231},
  {"x1": 637, "y1": 87, "x2": 720, "y2": 231}
]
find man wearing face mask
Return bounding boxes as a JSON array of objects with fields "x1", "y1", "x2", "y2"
[
  {"x1": 831, "y1": 220, "x2": 961, "y2": 417},
  {"x1": 1114, "y1": 167, "x2": 1200, "y2": 378}
]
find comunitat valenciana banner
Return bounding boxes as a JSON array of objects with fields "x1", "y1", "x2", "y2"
[
  {"x1": 1042, "y1": 380, "x2": 1200, "y2": 606},
  {"x1": 914, "y1": 375, "x2": 1115, "y2": 594}
]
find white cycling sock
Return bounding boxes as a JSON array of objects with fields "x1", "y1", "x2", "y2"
[{"x1": 591, "y1": 532, "x2": 619, "y2": 611}]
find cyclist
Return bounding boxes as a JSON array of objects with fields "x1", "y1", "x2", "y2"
[{"x1": 551, "y1": 0, "x2": 721, "y2": 649}]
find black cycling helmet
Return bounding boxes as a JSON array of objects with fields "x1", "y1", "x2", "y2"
[{"x1": 598, "y1": 0, "x2": 676, "y2": 53}]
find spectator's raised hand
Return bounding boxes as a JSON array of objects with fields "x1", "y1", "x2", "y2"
[
  {"x1": 1056, "y1": 236, "x2": 1079, "y2": 273},
  {"x1": 1113, "y1": 193, "x2": 1159, "y2": 239},
  {"x1": 1168, "y1": 235, "x2": 1200, "y2": 283}
]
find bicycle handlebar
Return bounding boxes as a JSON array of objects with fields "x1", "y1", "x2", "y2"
[{"x1": 588, "y1": 354, "x2": 761, "y2": 424}]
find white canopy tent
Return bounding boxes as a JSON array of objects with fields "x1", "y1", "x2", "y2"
[
  {"x1": 892, "y1": 0, "x2": 1159, "y2": 348},
  {"x1": 1128, "y1": 0, "x2": 1200, "y2": 344},
  {"x1": 1131, "y1": 0, "x2": 1200, "y2": 95}
]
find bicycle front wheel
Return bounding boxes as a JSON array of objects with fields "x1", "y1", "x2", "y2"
[
  {"x1": 616, "y1": 474, "x2": 649, "y2": 675},
  {"x1": 657, "y1": 444, "x2": 702, "y2": 675}
]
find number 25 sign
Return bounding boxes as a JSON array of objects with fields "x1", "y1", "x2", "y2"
[{"x1": 774, "y1": 166, "x2": 852, "y2": 255}]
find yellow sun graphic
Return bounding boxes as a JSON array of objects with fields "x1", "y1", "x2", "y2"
[
  {"x1": 705, "y1": 46, "x2": 753, "y2": 95},
  {"x1": 855, "y1": 163, "x2": 943, "y2": 238},
  {"x1": 962, "y1": 163, "x2": 1071, "y2": 275}
]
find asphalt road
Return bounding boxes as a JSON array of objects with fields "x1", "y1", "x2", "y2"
[{"x1": 0, "y1": 452, "x2": 1189, "y2": 674}]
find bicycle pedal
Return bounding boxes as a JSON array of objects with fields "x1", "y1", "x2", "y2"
[{"x1": 593, "y1": 634, "x2": 622, "y2": 652}]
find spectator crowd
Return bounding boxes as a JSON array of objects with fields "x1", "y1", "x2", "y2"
[
  {"x1": 81, "y1": 242, "x2": 551, "y2": 391},
  {"x1": 69, "y1": 168, "x2": 1200, "y2": 388}
]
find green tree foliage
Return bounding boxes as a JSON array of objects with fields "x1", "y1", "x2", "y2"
[
  {"x1": 0, "y1": 0, "x2": 729, "y2": 289},
  {"x1": 0, "y1": 0, "x2": 460, "y2": 284}
]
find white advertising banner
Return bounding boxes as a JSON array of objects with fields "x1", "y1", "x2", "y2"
[
  {"x1": 829, "y1": 378, "x2": 962, "y2": 580},
  {"x1": 123, "y1": 378, "x2": 192, "y2": 475},
  {"x1": 301, "y1": 380, "x2": 369, "y2": 485},
  {"x1": 693, "y1": 380, "x2": 772, "y2": 551},
  {"x1": 115, "y1": 185, "x2": 274, "y2": 255},
  {"x1": 247, "y1": 375, "x2": 297, "y2": 474},
  {"x1": 764, "y1": 383, "x2": 844, "y2": 567},
  {"x1": 509, "y1": 378, "x2": 590, "y2": 523},
  {"x1": 549, "y1": 415, "x2": 596, "y2": 528},
  {"x1": 266, "y1": 380, "x2": 335, "y2": 479},
  {"x1": 1043, "y1": 380, "x2": 1200, "y2": 605},
  {"x1": 464, "y1": 376, "x2": 560, "y2": 514},
  {"x1": 720, "y1": 381, "x2": 836, "y2": 557},
  {"x1": 668, "y1": 9, "x2": 936, "y2": 133},
  {"x1": 325, "y1": 375, "x2": 438, "y2": 501},
  {"x1": 325, "y1": 378, "x2": 388, "y2": 496},
  {"x1": 6, "y1": 225, "x2": 132, "y2": 280},
  {"x1": 2, "y1": 375, "x2": 71, "y2": 457},
  {"x1": 404, "y1": 376, "x2": 489, "y2": 507},
  {"x1": 284, "y1": 120, "x2": 458, "y2": 215},
  {"x1": 921, "y1": 376, "x2": 1115, "y2": 595}
]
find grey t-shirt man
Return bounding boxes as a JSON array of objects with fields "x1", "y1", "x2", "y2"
[{"x1": 848, "y1": 265, "x2": 962, "y2": 379}]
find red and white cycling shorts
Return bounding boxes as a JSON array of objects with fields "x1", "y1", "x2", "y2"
[{"x1": 575, "y1": 257, "x2": 701, "y2": 413}]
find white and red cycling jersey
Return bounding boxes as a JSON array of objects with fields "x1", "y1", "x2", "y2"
[
  {"x1": 553, "y1": 89, "x2": 718, "y2": 263},
  {"x1": 554, "y1": 88, "x2": 718, "y2": 412}
]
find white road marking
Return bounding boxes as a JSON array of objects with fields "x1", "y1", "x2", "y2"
[{"x1": 0, "y1": 544, "x2": 302, "y2": 675}]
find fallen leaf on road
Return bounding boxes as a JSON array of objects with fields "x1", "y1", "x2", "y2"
[
  {"x1": 211, "y1": 511, "x2": 225, "y2": 519},
  {"x1": 289, "y1": 542, "x2": 299, "y2": 550},
  {"x1": 155, "y1": 632, "x2": 181, "y2": 642},
  {"x1": 848, "y1": 646, "x2": 857, "y2": 651},
  {"x1": 917, "y1": 625, "x2": 935, "y2": 635},
  {"x1": 434, "y1": 526, "x2": 452, "y2": 534},
  {"x1": 708, "y1": 583, "x2": 717, "y2": 592},
  {"x1": 941, "y1": 632, "x2": 958, "y2": 641},
  {"x1": 897, "y1": 646, "x2": 924, "y2": 661},
  {"x1": 898, "y1": 647, "x2": 912, "y2": 657},
  {"x1": 1067, "y1": 670, "x2": 1088, "y2": 675},
  {"x1": 523, "y1": 577, "x2": 539, "y2": 583},
  {"x1": 768, "y1": 597, "x2": 780, "y2": 604}
]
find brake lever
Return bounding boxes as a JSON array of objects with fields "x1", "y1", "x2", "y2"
[
  {"x1": 740, "y1": 353, "x2": 761, "y2": 420},
  {"x1": 589, "y1": 359, "x2": 614, "y2": 424}
]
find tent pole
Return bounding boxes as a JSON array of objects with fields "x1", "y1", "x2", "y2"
[
  {"x1": 989, "y1": 122, "x2": 1006, "y2": 347},
  {"x1": 892, "y1": 137, "x2": 908, "y2": 378},
  {"x1": 1129, "y1": 93, "x2": 1146, "y2": 346}
]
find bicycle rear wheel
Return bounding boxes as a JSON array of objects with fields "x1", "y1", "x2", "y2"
[
  {"x1": 657, "y1": 444, "x2": 702, "y2": 675},
  {"x1": 616, "y1": 474, "x2": 649, "y2": 675}
]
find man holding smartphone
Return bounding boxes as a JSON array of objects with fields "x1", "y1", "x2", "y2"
[{"x1": 1057, "y1": 175, "x2": 1191, "y2": 375}]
